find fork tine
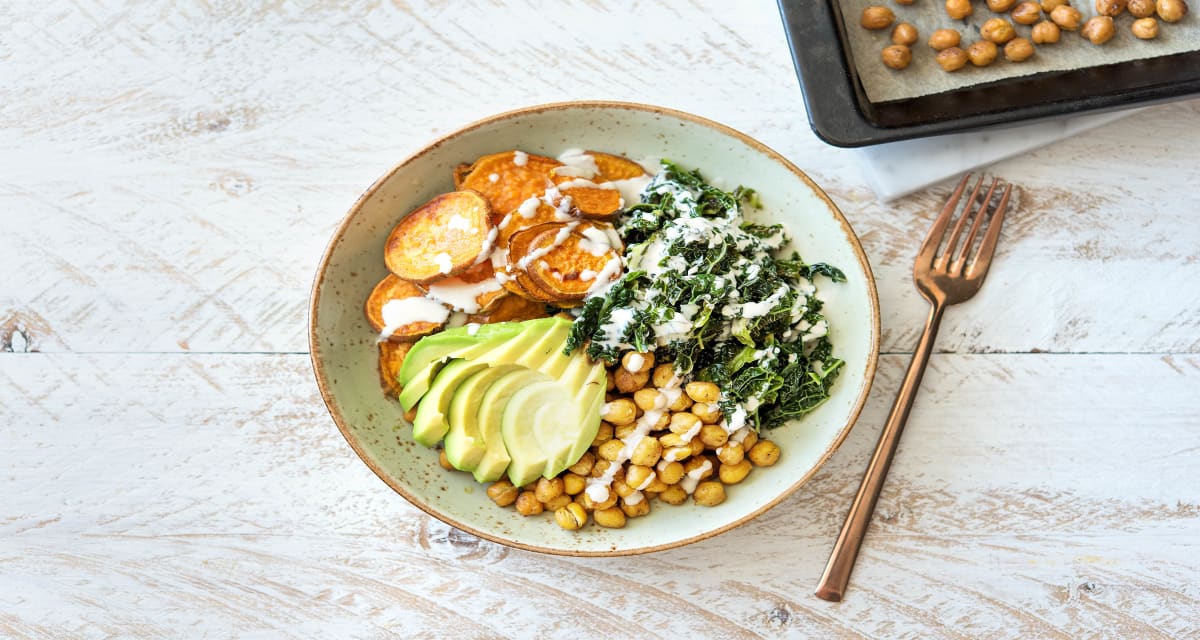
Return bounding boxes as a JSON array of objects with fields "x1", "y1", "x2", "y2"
[
  {"x1": 936, "y1": 174, "x2": 985, "y2": 270},
  {"x1": 950, "y1": 178, "x2": 1000, "y2": 275},
  {"x1": 966, "y1": 183, "x2": 1014, "y2": 280},
  {"x1": 918, "y1": 173, "x2": 972, "y2": 263}
]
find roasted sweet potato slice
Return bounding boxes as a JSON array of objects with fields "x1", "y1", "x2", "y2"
[
  {"x1": 551, "y1": 151, "x2": 648, "y2": 220},
  {"x1": 466, "y1": 293, "x2": 548, "y2": 324},
  {"x1": 589, "y1": 151, "x2": 651, "y2": 181},
  {"x1": 522, "y1": 224, "x2": 624, "y2": 302},
  {"x1": 422, "y1": 260, "x2": 506, "y2": 314},
  {"x1": 384, "y1": 190, "x2": 494, "y2": 284},
  {"x1": 459, "y1": 151, "x2": 562, "y2": 225},
  {"x1": 364, "y1": 274, "x2": 450, "y2": 341},
  {"x1": 379, "y1": 340, "x2": 412, "y2": 397},
  {"x1": 505, "y1": 223, "x2": 571, "y2": 304},
  {"x1": 497, "y1": 202, "x2": 574, "y2": 245},
  {"x1": 452, "y1": 163, "x2": 472, "y2": 189}
]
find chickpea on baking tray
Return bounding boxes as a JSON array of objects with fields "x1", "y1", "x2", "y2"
[
  {"x1": 1131, "y1": 16, "x2": 1160, "y2": 37},
  {"x1": 1081, "y1": 16, "x2": 1117, "y2": 43},
  {"x1": 1157, "y1": 0, "x2": 1188, "y2": 22},
  {"x1": 1012, "y1": 2, "x2": 1044, "y2": 24},
  {"x1": 967, "y1": 40, "x2": 1000, "y2": 66},
  {"x1": 1005, "y1": 37, "x2": 1037, "y2": 61},
  {"x1": 1032, "y1": 21, "x2": 1062, "y2": 43}
]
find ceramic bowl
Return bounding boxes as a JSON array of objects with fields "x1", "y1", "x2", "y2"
[{"x1": 310, "y1": 101, "x2": 879, "y2": 556}]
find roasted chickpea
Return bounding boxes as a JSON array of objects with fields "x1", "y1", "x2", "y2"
[
  {"x1": 589, "y1": 458, "x2": 613, "y2": 479},
  {"x1": 946, "y1": 0, "x2": 974, "y2": 18},
  {"x1": 688, "y1": 436, "x2": 706, "y2": 457},
  {"x1": 629, "y1": 436, "x2": 662, "y2": 467},
  {"x1": 620, "y1": 496, "x2": 651, "y2": 518},
  {"x1": 486, "y1": 479, "x2": 519, "y2": 507},
  {"x1": 614, "y1": 423, "x2": 638, "y2": 440},
  {"x1": 643, "y1": 476, "x2": 669, "y2": 493},
  {"x1": 882, "y1": 44, "x2": 913, "y2": 70},
  {"x1": 936, "y1": 46, "x2": 969, "y2": 71},
  {"x1": 613, "y1": 367, "x2": 648, "y2": 393},
  {"x1": 861, "y1": 5, "x2": 896, "y2": 29},
  {"x1": 716, "y1": 442, "x2": 745, "y2": 466},
  {"x1": 543, "y1": 494, "x2": 571, "y2": 512},
  {"x1": 690, "y1": 402, "x2": 722, "y2": 424},
  {"x1": 981, "y1": 18, "x2": 1018, "y2": 43},
  {"x1": 632, "y1": 388, "x2": 660, "y2": 412},
  {"x1": 597, "y1": 438, "x2": 624, "y2": 462},
  {"x1": 554, "y1": 502, "x2": 587, "y2": 530},
  {"x1": 625, "y1": 464, "x2": 655, "y2": 491},
  {"x1": 747, "y1": 440, "x2": 782, "y2": 467},
  {"x1": 1005, "y1": 37, "x2": 1036, "y2": 60},
  {"x1": 719, "y1": 459, "x2": 754, "y2": 485},
  {"x1": 658, "y1": 485, "x2": 688, "y2": 505},
  {"x1": 669, "y1": 411, "x2": 702, "y2": 435},
  {"x1": 988, "y1": 0, "x2": 1019, "y2": 9},
  {"x1": 739, "y1": 430, "x2": 758, "y2": 453},
  {"x1": 580, "y1": 487, "x2": 617, "y2": 511},
  {"x1": 692, "y1": 481, "x2": 727, "y2": 507},
  {"x1": 1128, "y1": 0, "x2": 1156, "y2": 15},
  {"x1": 1032, "y1": 20, "x2": 1062, "y2": 42},
  {"x1": 593, "y1": 506, "x2": 627, "y2": 528},
  {"x1": 967, "y1": 40, "x2": 999, "y2": 66},
  {"x1": 438, "y1": 449, "x2": 454, "y2": 471},
  {"x1": 1081, "y1": 16, "x2": 1115, "y2": 43},
  {"x1": 1096, "y1": 0, "x2": 1128, "y2": 14},
  {"x1": 891, "y1": 22, "x2": 919, "y2": 45},
  {"x1": 1012, "y1": 1, "x2": 1043, "y2": 23},
  {"x1": 611, "y1": 478, "x2": 635, "y2": 499},
  {"x1": 928, "y1": 28, "x2": 962, "y2": 50},
  {"x1": 699, "y1": 424, "x2": 730, "y2": 449},
  {"x1": 534, "y1": 476, "x2": 564, "y2": 503},
  {"x1": 659, "y1": 432, "x2": 688, "y2": 449},
  {"x1": 1041, "y1": 0, "x2": 1071, "y2": 10},
  {"x1": 657, "y1": 460, "x2": 685, "y2": 485},
  {"x1": 1131, "y1": 16, "x2": 1160, "y2": 37},
  {"x1": 562, "y1": 472, "x2": 586, "y2": 496},
  {"x1": 684, "y1": 381, "x2": 720, "y2": 404},
  {"x1": 667, "y1": 390, "x2": 692, "y2": 412},
  {"x1": 651, "y1": 363, "x2": 677, "y2": 388},
  {"x1": 1157, "y1": 0, "x2": 1188, "y2": 21},
  {"x1": 1050, "y1": 5, "x2": 1083, "y2": 28},
  {"x1": 515, "y1": 491, "x2": 544, "y2": 516},
  {"x1": 590, "y1": 422, "x2": 613, "y2": 447},
  {"x1": 662, "y1": 445, "x2": 692, "y2": 462},
  {"x1": 683, "y1": 456, "x2": 716, "y2": 481},
  {"x1": 601, "y1": 398, "x2": 636, "y2": 425},
  {"x1": 621, "y1": 350, "x2": 654, "y2": 374}
]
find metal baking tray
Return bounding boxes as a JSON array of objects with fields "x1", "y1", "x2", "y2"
[{"x1": 778, "y1": 0, "x2": 1200, "y2": 147}]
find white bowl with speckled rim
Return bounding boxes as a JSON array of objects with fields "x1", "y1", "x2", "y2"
[{"x1": 310, "y1": 101, "x2": 879, "y2": 556}]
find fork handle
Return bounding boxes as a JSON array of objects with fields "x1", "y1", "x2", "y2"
[{"x1": 814, "y1": 302, "x2": 945, "y2": 602}]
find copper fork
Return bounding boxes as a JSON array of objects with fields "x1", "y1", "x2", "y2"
[{"x1": 814, "y1": 174, "x2": 1014, "y2": 602}]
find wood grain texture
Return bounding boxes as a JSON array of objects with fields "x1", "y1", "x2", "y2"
[
  {"x1": 2, "y1": 0, "x2": 1200, "y2": 637},
  {"x1": 2, "y1": 353, "x2": 1199, "y2": 638}
]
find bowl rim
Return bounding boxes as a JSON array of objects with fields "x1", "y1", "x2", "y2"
[{"x1": 309, "y1": 100, "x2": 880, "y2": 557}]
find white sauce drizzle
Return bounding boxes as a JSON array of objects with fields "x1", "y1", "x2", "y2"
[
  {"x1": 433, "y1": 252, "x2": 453, "y2": 274},
  {"x1": 425, "y1": 276, "x2": 503, "y2": 314},
  {"x1": 624, "y1": 353, "x2": 645, "y2": 373},
  {"x1": 516, "y1": 222, "x2": 578, "y2": 269},
  {"x1": 512, "y1": 150, "x2": 529, "y2": 167},
  {"x1": 488, "y1": 173, "x2": 499, "y2": 183},
  {"x1": 379, "y1": 297, "x2": 450, "y2": 340},
  {"x1": 447, "y1": 214, "x2": 471, "y2": 231},
  {"x1": 555, "y1": 148, "x2": 600, "y2": 178}
]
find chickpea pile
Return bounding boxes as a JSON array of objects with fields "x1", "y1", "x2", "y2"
[
  {"x1": 858, "y1": 0, "x2": 1191, "y2": 74},
  {"x1": 478, "y1": 353, "x2": 782, "y2": 531}
]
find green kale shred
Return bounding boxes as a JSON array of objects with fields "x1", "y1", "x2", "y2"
[{"x1": 564, "y1": 161, "x2": 844, "y2": 431}]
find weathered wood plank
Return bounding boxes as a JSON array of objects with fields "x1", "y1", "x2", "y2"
[{"x1": 2, "y1": 352, "x2": 1197, "y2": 637}]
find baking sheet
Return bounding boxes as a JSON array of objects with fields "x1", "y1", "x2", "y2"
[{"x1": 836, "y1": 0, "x2": 1200, "y2": 103}]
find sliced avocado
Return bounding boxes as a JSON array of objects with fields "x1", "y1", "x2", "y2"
[
  {"x1": 398, "y1": 318, "x2": 564, "y2": 411},
  {"x1": 443, "y1": 364, "x2": 522, "y2": 472},
  {"x1": 501, "y1": 380, "x2": 563, "y2": 487},
  {"x1": 397, "y1": 321, "x2": 530, "y2": 410},
  {"x1": 514, "y1": 318, "x2": 573, "y2": 372},
  {"x1": 542, "y1": 355, "x2": 606, "y2": 478},
  {"x1": 411, "y1": 359, "x2": 489, "y2": 447},
  {"x1": 472, "y1": 368, "x2": 552, "y2": 483}
]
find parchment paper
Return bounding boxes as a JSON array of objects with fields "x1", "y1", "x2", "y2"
[{"x1": 837, "y1": 0, "x2": 1200, "y2": 103}]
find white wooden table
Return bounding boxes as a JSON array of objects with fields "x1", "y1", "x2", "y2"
[{"x1": 4, "y1": 2, "x2": 1199, "y2": 637}]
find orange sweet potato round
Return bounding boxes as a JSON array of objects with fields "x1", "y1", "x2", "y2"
[
  {"x1": 383, "y1": 190, "x2": 494, "y2": 284},
  {"x1": 466, "y1": 293, "x2": 548, "y2": 324},
  {"x1": 551, "y1": 151, "x2": 647, "y2": 220},
  {"x1": 422, "y1": 261, "x2": 506, "y2": 315},
  {"x1": 459, "y1": 151, "x2": 562, "y2": 226},
  {"x1": 378, "y1": 340, "x2": 412, "y2": 397},
  {"x1": 523, "y1": 225, "x2": 623, "y2": 302},
  {"x1": 364, "y1": 274, "x2": 448, "y2": 341}
]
